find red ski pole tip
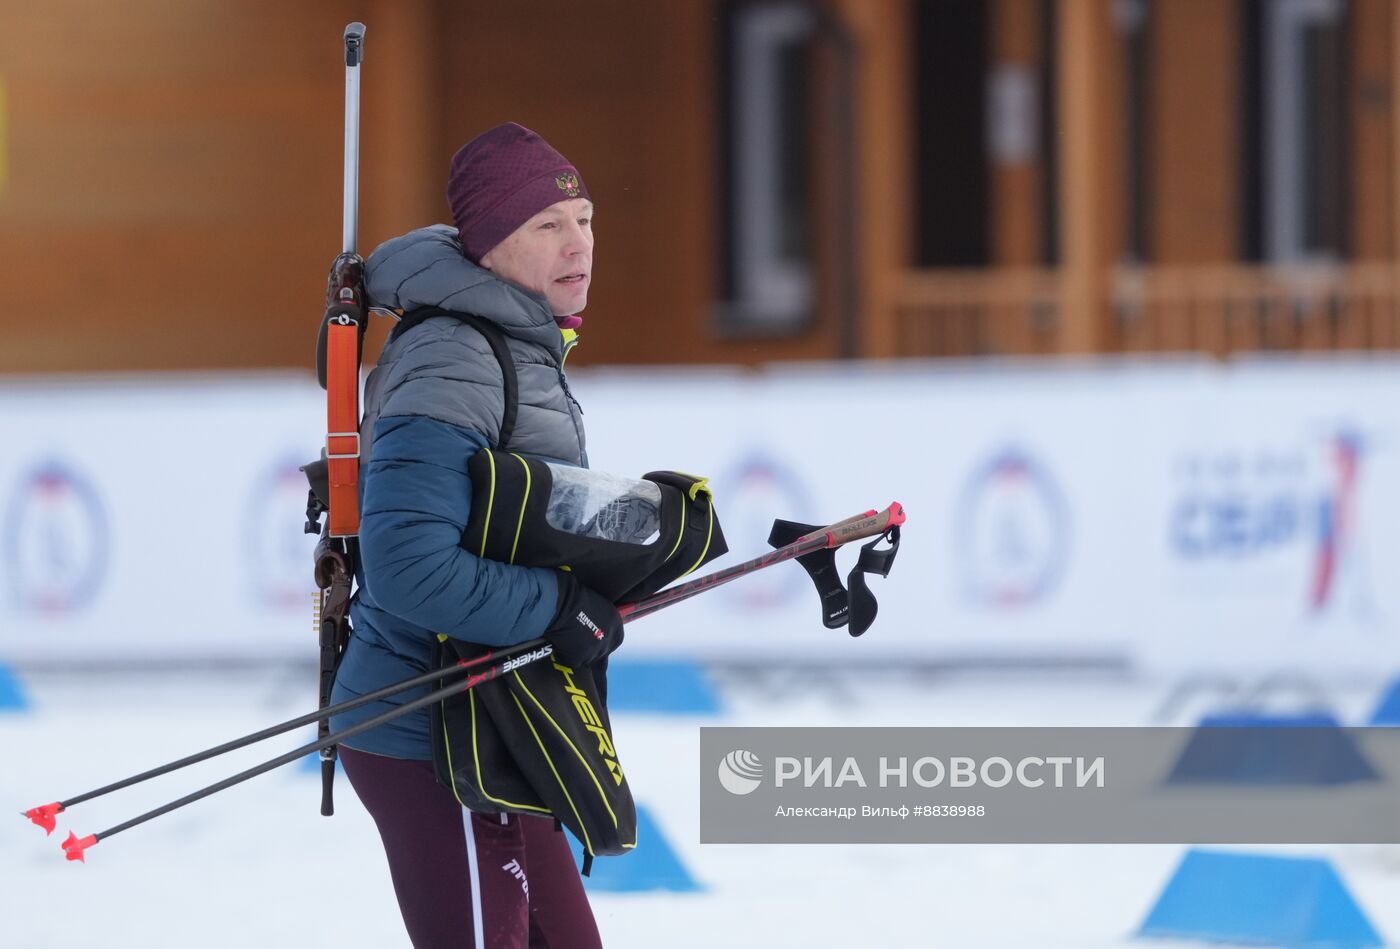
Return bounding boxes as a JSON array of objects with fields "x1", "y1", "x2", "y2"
[
  {"x1": 23, "y1": 802, "x2": 63, "y2": 835},
  {"x1": 61, "y1": 832, "x2": 97, "y2": 863}
]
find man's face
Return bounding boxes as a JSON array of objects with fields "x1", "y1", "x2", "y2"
[{"x1": 480, "y1": 198, "x2": 594, "y2": 316}]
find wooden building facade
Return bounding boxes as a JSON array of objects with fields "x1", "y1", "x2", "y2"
[{"x1": 2, "y1": 0, "x2": 1398, "y2": 373}]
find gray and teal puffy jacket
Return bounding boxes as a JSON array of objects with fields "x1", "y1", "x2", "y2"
[{"x1": 329, "y1": 224, "x2": 587, "y2": 760}]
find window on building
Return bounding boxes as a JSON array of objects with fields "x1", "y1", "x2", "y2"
[
  {"x1": 717, "y1": 1, "x2": 817, "y2": 335},
  {"x1": 1240, "y1": 0, "x2": 1350, "y2": 262},
  {"x1": 1040, "y1": 0, "x2": 1060, "y2": 266},
  {"x1": 1117, "y1": 0, "x2": 1151, "y2": 264}
]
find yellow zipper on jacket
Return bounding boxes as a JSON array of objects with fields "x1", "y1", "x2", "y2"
[{"x1": 560, "y1": 326, "x2": 579, "y2": 367}]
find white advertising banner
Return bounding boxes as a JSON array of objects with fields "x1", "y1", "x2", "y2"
[
  {"x1": 2, "y1": 359, "x2": 1398, "y2": 675},
  {"x1": 0, "y1": 374, "x2": 323, "y2": 663}
]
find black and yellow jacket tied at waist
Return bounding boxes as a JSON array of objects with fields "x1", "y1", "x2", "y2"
[{"x1": 433, "y1": 453, "x2": 727, "y2": 862}]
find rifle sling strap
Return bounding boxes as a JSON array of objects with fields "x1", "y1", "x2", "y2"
[{"x1": 390, "y1": 307, "x2": 518, "y2": 451}]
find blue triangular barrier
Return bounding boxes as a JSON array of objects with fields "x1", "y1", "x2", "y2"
[
  {"x1": 570, "y1": 804, "x2": 701, "y2": 893},
  {"x1": 604, "y1": 659, "x2": 721, "y2": 715},
  {"x1": 1139, "y1": 849, "x2": 1383, "y2": 948},
  {"x1": 0, "y1": 664, "x2": 29, "y2": 711},
  {"x1": 1165, "y1": 712, "x2": 1379, "y2": 786},
  {"x1": 1368, "y1": 677, "x2": 1400, "y2": 725}
]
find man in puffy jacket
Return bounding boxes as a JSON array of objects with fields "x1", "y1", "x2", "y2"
[{"x1": 330, "y1": 123, "x2": 620, "y2": 949}]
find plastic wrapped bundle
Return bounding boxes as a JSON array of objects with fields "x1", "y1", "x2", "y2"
[
  {"x1": 544, "y1": 465, "x2": 662, "y2": 546},
  {"x1": 464, "y1": 450, "x2": 726, "y2": 602}
]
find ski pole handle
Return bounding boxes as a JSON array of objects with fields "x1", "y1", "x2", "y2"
[
  {"x1": 616, "y1": 503, "x2": 903, "y2": 623},
  {"x1": 793, "y1": 508, "x2": 875, "y2": 545},
  {"x1": 790, "y1": 503, "x2": 904, "y2": 548},
  {"x1": 823, "y1": 502, "x2": 904, "y2": 548},
  {"x1": 342, "y1": 22, "x2": 366, "y2": 254}
]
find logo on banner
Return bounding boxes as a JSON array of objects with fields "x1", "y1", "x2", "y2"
[
  {"x1": 1168, "y1": 428, "x2": 1375, "y2": 618},
  {"x1": 245, "y1": 459, "x2": 318, "y2": 610},
  {"x1": 956, "y1": 447, "x2": 1070, "y2": 608},
  {"x1": 3, "y1": 460, "x2": 109, "y2": 614},
  {"x1": 1310, "y1": 431, "x2": 1362, "y2": 612},
  {"x1": 719, "y1": 750, "x2": 764, "y2": 795},
  {"x1": 721, "y1": 454, "x2": 814, "y2": 610}
]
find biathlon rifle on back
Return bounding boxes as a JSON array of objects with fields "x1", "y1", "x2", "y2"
[{"x1": 301, "y1": 21, "x2": 367, "y2": 818}]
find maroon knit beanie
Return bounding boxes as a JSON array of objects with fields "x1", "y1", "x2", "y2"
[{"x1": 447, "y1": 122, "x2": 590, "y2": 263}]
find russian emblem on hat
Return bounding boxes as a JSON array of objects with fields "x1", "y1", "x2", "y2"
[{"x1": 555, "y1": 173, "x2": 581, "y2": 197}]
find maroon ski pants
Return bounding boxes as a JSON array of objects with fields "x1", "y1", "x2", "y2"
[{"x1": 342, "y1": 747, "x2": 604, "y2": 949}]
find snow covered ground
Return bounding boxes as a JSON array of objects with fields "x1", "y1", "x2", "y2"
[{"x1": 5, "y1": 664, "x2": 1399, "y2": 948}]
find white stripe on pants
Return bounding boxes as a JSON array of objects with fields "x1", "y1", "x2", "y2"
[{"x1": 462, "y1": 809, "x2": 487, "y2": 949}]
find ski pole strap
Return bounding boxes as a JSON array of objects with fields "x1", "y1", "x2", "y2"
[
  {"x1": 390, "y1": 306, "x2": 519, "y2": 451},
  {"x1": 846, "y1": 525, "x2": 900, "y2": 637},
  {"x1": 767, "y1": 515, "x2": 903, "y2": 637},
  {"x1": 768, "y1": 518, "x2": 851, "y2": 629}
]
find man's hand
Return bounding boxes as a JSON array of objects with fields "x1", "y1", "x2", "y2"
[{"x1": 542, "y1": 573, "x2": 625, "y2": 668}]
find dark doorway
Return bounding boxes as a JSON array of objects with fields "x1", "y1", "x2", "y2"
[{"x1": 912, "y1": 0, "x2": 991, "y2": 266}]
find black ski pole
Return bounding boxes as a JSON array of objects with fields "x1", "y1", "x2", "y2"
[
  {"x1": 26, "y1": 502, "x2": 903, "y2": 835},
  {"x1": 32, "y1": 501, "x2": 905, "y2": 852},
  {"x1": 21, "y1": 637, "x2": 538, "y2": 836},
  {"x1": 59, "y1": 642, "x2": 559, "y2": 862}
]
